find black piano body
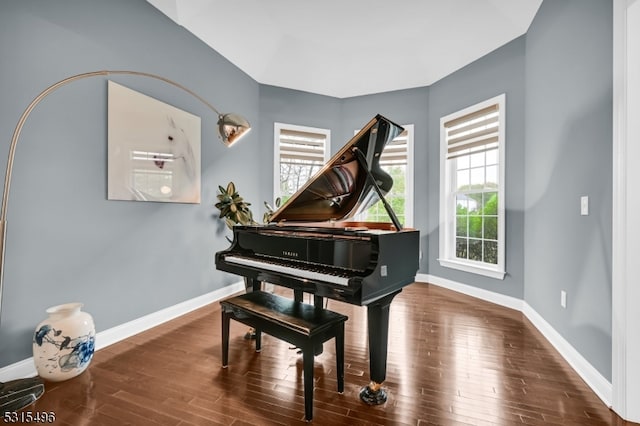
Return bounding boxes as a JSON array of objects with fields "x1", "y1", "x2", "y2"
[
  {"x1": 216, "y1": 114, "x2": 420, "y2": 404},
  {"x1": 218, "y1": 223, "x2": 418, "y2": 306}
]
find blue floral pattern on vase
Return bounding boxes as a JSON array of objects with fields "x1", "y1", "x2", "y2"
[
  {"x1": 32, "y1": 303, "x2": 95, "y2": 381},
  {"x1": 33, "y1": 325, "x2": 95, "y2": 371}
]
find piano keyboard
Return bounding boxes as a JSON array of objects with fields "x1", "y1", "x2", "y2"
[{"x1": 223, "y1": 255, "x2": 351, "y2": 287}]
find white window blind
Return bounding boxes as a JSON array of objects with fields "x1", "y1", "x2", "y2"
[
  {"x1": 445, "y1": 104, "x2": 499, "y2": 160},
  {"x1": 379, "y1": 131, "x2": 408, "y2": 166},
  {"x1": 278, "y1": 129, "x2": 326, "y2": 165}
]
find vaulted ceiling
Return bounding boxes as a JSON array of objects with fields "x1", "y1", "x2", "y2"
[{"x1": 147, "y1": 0, "x2": 542, "y2": 98}]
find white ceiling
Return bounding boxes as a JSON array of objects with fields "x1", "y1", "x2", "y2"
[{"x1": 146, "y1": 0, "x2": 542, "y2": 98}]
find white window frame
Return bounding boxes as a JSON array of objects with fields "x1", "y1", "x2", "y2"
[
  {"x1": 438, "y1": 94, "x2": 506, "y2": 279},
  {"x1": 273, "y1": 122, "x2": 331, "y2": 204}
]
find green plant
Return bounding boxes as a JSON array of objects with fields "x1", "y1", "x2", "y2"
[{"x1": 214, "y1": 182, "x2": 256, "y2": 229}]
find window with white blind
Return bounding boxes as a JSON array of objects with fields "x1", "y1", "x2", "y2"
[
  {"x1": 355, "y1": 125, "x2": 414, "y2": 227},
  {"x1": 439, "y1": 94, "x2": 505, "y2": 279},
  {"x1": 273, "y1": 123, "x2": 330, "y2": 205}
]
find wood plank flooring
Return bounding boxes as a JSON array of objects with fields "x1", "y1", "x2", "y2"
[{"x1": 26, "y1": 283, "x2": 635, "y2": 425}]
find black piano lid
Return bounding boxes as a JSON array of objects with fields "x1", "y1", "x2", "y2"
[{"x1": 269, "y1": 114, "x2": 404, "y2": 224}]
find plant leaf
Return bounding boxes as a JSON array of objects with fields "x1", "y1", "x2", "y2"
[{"x1": 226, "y1": 182, "x2": 235, "y2": 195}]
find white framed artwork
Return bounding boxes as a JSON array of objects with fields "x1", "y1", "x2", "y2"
[{"x1": 107, "y1": 80, "x2": 201, "y2": 203}]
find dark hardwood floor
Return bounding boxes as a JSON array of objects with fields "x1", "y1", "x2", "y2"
[{"x1": 26, "y1": 283, "x2": 635, "y2": 425}]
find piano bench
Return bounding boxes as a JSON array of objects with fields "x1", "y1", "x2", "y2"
[{"x1": 220, "y1": 290, "x2": 348, "y2": 421}]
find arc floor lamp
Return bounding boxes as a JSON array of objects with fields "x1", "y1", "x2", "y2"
[{"x1": 0, "y1": 70, "x2": 251, "y2": 413}]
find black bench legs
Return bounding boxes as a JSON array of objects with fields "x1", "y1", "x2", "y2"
[{"x1": 221, "y1": 291, "x2": 347, "y2": 421}]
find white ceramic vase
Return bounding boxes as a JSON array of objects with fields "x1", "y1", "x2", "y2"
[{"x1": 32, "y1": 302, "x2": 95, "y2": 382}]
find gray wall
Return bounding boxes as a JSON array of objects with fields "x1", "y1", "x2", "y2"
[
  {"x1": 524, "y1": 0, "x2": 613, "y2": 379},
  {"x1": 0, "y1": 0, "x2": 260, "y2": 365},
  {"x1": 427, "y1": 36, "x2": 527, "y2": 299}
]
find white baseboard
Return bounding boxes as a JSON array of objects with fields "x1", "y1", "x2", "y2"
[
  {"x1": 521, "y1": 303, "x2": 612, "y2": 407},
  {"x1": 0, "y1": 358, "x2": 37, "y2": 382},
  {"x1": 419, "y1": 273, "x2": 524, "y2": 311},
  {"x1": 420, "y1": 273, "x2": 612, "y2": 408},
  {"x1": 0, "y1": 281, "x2": 245, "y2": 382}
]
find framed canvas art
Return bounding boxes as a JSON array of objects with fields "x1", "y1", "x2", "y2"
[{"x1": 107, "y1": 81, "x2": 201, "y2": 203}]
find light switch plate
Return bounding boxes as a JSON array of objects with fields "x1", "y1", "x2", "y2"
[{"x1": 581, "y1": 196, "x2": 589, "y2": 215}]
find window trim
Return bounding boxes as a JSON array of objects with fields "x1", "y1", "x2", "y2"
[
  {"x1": 438, "y1": 94, "x2": 506, "y2": 279},
  {"x1": 273, "y1": 122, "x2": 331, "y2": 204}
]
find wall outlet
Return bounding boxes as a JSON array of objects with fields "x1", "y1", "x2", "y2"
[
  {"x1": 560, "y1": 290, "x2": 567, "y2": 308},
  {"x1": 581, "y1": 196, "x2": 589, "y2": 215}
]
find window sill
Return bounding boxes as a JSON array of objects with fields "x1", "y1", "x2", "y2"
[{"x1": 438, "y1": 258, "x2": 506, "y2": 280}]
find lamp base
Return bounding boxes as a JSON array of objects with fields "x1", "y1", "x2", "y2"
[{"x1": 0, "y1": 377, "x2": 45, "y2": 414}]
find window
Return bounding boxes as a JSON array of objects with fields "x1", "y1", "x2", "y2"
[
  {"x1": 274, "y1": 123, "x2": 330, "y2": 204},
  {"x1": 356, "y1": 125, "x2": 414, "y2": 227},
  {"x1": 439, "y1": 95, "x2": 505, "y2": 279}
]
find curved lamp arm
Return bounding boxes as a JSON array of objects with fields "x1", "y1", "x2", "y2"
[{"x1": 0, "y1": 70, "x2": 251, "y2": 324}]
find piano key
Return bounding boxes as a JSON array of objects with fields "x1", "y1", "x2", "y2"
[{"x1": 223, "y1": 255, "x2": 351, "y2": 286}]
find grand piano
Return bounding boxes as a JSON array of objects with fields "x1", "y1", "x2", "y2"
[{"x1": 216, "y1": 114, "x2": 420, "y2": 405}]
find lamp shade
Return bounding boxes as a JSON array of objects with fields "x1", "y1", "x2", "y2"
[{"x1": 218, "y1": 113, "x2": 251, "y2": 146}]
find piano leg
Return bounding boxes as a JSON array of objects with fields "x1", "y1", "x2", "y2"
[
  {"x1": 245, "y1": 277, "x2": 261, "y2": 292},
  {"x1": 359, "y1": 290, "x2": 401, "y2": 405}
]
